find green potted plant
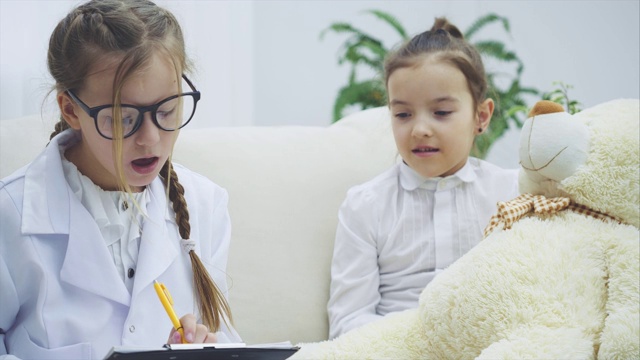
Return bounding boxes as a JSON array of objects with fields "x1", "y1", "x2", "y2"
[
  {"x1": 321, "y1": 11, "x2": 543, "y2": 159},
  {"x1": 542, "y1": 81, "x2": 582, "y2": 115}
]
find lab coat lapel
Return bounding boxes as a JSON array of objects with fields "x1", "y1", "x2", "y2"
[
  {"x1": 132, "y1": 177, "x2": 178, "y2": 297},
  {"x1": 60, "y1": 198, "x2": 131, "y2": 306},
  {"x1": 24, "y1": 132, "x2": 130, "y2": 305}
]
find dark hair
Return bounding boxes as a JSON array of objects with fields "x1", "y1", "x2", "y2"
[
  {"x1": 384, "y1": 17, "x2": 487, "y2": 108},
  {"x1": 47, "y1": 0, "x2": 232, "y2": 332}
]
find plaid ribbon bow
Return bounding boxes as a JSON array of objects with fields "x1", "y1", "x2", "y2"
[
  {"x1": 483, "y1": 193, "x2": 620, "y2": 238},
  {"x1": 483, "y1": 194, "x2": 570, "y2": 237}
]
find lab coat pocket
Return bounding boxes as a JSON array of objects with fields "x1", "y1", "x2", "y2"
[{"x1": 7, "y1": 325, "x2": 92, "y2": 360}]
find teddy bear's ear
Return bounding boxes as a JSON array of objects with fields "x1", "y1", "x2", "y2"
[{"x1": 528, "y1": 100, "x2": 565, "y2": 117}]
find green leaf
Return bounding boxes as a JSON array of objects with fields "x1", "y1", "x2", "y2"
[
  {"x1": 465, "y1": 13, "x2": 511, "y2": 40},
  {"x1": 541, "y1": 81, "x2": 582, "y2": 114},
  {"x1": 319, "y1": 22, "x2": 374, "y2": 41},
  {"x1": 474, "y1": 41, "x2": 521, "y2": 65},
  {"x1": 333, "y1": 79, "x2": 386, "y2": 122},
  {"x1": 363, "y1": 9, "x2": 409, "y2": 40},
  {"x1": 342, "y1": 36, "x2": 386, "y2": 64}
]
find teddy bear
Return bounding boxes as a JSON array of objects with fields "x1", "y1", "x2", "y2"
[{"x1": 290, "y1": 99, "x2": 640, "y2": 359}]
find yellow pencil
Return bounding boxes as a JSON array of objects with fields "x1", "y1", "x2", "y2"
[{"x1": 154, "y1": 280, "x2": 186, "y2": 343}]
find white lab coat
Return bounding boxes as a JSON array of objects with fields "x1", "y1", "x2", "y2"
[{"x1": 0, "y1": 130, "x2": 241, "y2": 360}]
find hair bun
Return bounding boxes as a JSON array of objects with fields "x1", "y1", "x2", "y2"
[
  {"x1": 430, "y1": 17, "x2": 464, "y2": 39},
  {"x1": 77, "y1": 7, "x2": 104, "y2": 27}
]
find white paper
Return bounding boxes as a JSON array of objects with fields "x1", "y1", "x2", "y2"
[{"x1": 166, "y1": 342, "x2": 246, "y2": 350}]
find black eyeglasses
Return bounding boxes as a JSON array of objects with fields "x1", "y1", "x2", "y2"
[{"x1": 66, "y1": 74, "x2": 201, "y2": 140}]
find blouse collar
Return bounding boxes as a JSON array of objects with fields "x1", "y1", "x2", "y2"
[
  {"x1": 61, "y1": 150, "x2": 149, "y2": 248},
  {"x1": 399, "y1": 159, "x2": 478, "y2": 191}
]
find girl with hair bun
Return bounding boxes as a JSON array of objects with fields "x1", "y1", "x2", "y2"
[
  {"x1": 327, "y1": 17, "x2": 520, "y2": 339},
  {"x1": 0, "y1": 1, "x2": 240, "y2": 358}
]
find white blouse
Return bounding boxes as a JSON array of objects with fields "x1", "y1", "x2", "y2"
[
  {"x1": 61, "y1": 155, "x2": 148, "y2": 294},
  {"x1": 327, "y1": 158, "x2": 519, "y2": 339}
]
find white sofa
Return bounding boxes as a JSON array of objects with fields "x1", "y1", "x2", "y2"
[{"x1": 0, "y1": 107, "x2": 398, "y2": 345}]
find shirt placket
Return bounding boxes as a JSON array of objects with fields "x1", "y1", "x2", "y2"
[
  {"x1": 117, "y1": 196, "x2": 137, "y2": 294},
  {"x1": 433, "y1": 180, "x2": 454, "y2": 270}
]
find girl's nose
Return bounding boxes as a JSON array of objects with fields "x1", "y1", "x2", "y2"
[
  {"x1": 134, "y1": 112, "x2": 161, "y2": 146},
  {"x1": 412, "y1": 116, "x2": 433, "y2": 137}
]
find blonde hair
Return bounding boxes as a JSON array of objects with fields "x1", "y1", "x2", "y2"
[{"x1": 47, "y1": 0, "x2": 232, "y2": 332}]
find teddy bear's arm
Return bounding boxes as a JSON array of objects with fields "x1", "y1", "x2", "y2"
[
  {"x1": 291, "y1": 309, "x2": 429, "y2": 359},
  {"x1": 597, "y1": 227, "x2": 640, "y2": 359}
]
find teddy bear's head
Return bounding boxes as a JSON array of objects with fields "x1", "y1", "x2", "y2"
[{"x1": 518, "y1": 99, "x2": 639, "y2": 228}]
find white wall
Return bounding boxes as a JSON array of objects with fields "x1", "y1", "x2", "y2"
[
  {"x1": 1, "y1": 1, "x2": 639, "y2": 167},
  {"x1": 253, "y1": 0, "x2": 639, "y2": 124},
  {"x1": 0, "y1": 0, "x2": 253, "y2": 127}
]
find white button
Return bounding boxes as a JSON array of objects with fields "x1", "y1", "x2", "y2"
[{"x1": 129, "y1": 325, "x2": 135, "y2": 333}]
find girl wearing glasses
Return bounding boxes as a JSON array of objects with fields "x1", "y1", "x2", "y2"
[{"x1": 0, "y1": 1, "x2": 240, "y2": 359}]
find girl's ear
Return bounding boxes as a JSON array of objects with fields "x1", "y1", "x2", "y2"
[
  {"x1": 476, "y1": 98, "x2": 494, "y2": 134},
  {"x1": 57, "y1": 92, "x2": 82, "y2": 130}
]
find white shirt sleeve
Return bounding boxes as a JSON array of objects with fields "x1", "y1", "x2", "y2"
[
  {"x1": 0, "y1": 355, "x2": 21, "y2": 360},
  {"x1": 0, "y1": 259, "x2": 20, "y2": 360},
  {"x1": 0, "y1": 189, "x2": 22, "y2": 360},
  {"x1": 327, "y1": 189, "x2": 383, "y2": 339}
]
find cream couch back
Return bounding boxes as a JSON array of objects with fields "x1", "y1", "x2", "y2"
[{"x1": 0, "y1": 107, "x2": 397, "y2": 345}]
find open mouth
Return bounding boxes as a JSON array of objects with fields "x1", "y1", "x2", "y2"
[
  {"x1": 131, "y1": 156, "x2": 159, "y2": 174},
  {"x1": 132, "y1": 157, "x2": 158, "y2": 166}
]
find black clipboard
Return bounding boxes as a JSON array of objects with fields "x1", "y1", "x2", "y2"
[{"x1": 105, "y1": 346, "x2": 299, "y2": 360}]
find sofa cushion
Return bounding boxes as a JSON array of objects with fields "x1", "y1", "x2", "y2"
[{"x1": 173, "y1": 107, "x2": 397, "y2": 344}]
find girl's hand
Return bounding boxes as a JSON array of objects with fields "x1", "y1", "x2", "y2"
[{"x1": 167, "y1": 313, "x2": 217, "y2": 344}]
